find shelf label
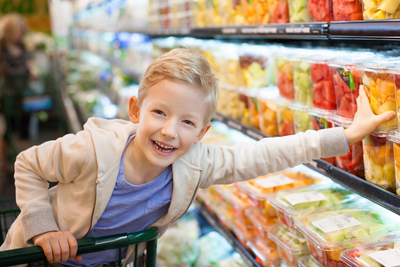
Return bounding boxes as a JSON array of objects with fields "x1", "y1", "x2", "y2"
[
  {"x1": 336, "y1": 68, "x2": 355, "y2": 89},
  {"x1": 285, "y1": 27, "x2": 311, "y2": 34},
  {"x1": 246, "y1": 129, "x2": 264, "y2": 140},
  {"x1": 254, "y1": 175, "x2": 294, "y2": 189},
  {"x1": 284, "y1": 191, "x2": 327, "y2": 206},
  {"x1": 369, "y1": 248, "x2": 400, "y2": 267},
  {"x1": 227, "y1": 120, "x2": 243, "y2": 131},
  {"x1": 240, "y1": 27, "x2": 277, "y2": 34},
  {"x1": 222, "y1": 28, "x2": 237, "y2": 34},
  {"x1": 312, "y1": 214, "x2": 362, "y2": 233},
  {"x1": 213, "y1": 113, "x2": 224, "y2": 122}
]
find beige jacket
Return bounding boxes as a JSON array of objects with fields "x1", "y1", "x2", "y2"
[{"x1": 0, "y1": 117, "x2": 347, "y2": 260}]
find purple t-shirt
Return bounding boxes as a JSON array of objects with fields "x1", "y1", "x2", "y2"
[{"x1": 64, "y1": 135, "x2": 173, "y2": 267}]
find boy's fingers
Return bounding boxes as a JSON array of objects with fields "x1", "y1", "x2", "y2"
[
  {"x1": 75, "y1": 254, "x2": 83, "y2": 262},
  {"x1": 375, "y1": 111, "x2": 396, "y2": 125},
  {"x1": 49, "y1": 239, "x2": 62, "y2": 263},
  {"x1": 40, "y1": 240, "x2": 54, "y2": 263},
  {"x1": 59, "y1": 237, "x2": 70, "y2": 262},
  {"x1": 67, "y1": 233, "x2": 78, "y2": 260}
]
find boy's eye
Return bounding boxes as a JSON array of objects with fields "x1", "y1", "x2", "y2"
[
  {"x1": 183, "y1": 120, "x2": 194, "y2": 126},
  {"x1": 154, "y1": 110, "x2": 165, "y2": 115}
]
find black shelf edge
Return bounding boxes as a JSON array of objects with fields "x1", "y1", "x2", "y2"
[
  {"x1": 194, "y1": 199, "x2": 262, "y2": 267},
  {"x1": 213, "y1": 112, "x2": 400, "y2": 216}
]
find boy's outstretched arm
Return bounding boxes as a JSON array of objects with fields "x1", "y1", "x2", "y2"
[{"x1": 345, "y1": 85, "x2": 396, "y2": 145}]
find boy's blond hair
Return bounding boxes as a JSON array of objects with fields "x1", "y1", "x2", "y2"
[{"x1": 138, "y1": 47, "x2": 219, "y2": 125}]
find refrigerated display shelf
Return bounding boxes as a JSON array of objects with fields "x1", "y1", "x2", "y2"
[
  {"x1": 212, "y1": 112, "x2": 400, "y2": 216},
  {"x1": 194, "y1": 199, "x2": 262, "y2": 267}
]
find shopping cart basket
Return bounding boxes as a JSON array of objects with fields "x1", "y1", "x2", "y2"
[{"x1": 0, "y1": 199, "x2": 160, "y2": 267}]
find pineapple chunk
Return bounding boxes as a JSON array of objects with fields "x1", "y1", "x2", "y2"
[
  {"x1": 394, "y1": 9, "x2": 400, "y2": 17},
  {"x1": 372, "y1": 9, "x2": 387, "y2": 19},
  {"x1": 377, "y1": 0, "x2": 400, "y2": 14},
  {"x1": 364, "y1": 9, "x2": 378, "y2": 19},
  {"x1": 364, "y1": 0, "x2": 379, "y2": 10}
]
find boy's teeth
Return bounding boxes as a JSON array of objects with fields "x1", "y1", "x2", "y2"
[{"x1": 154, "y1": 141, "x2": 174, "y2": 152}]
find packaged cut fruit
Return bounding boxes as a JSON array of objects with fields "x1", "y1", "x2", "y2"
[
  {"x1": 268, "y1": 225, "x2": 310, "y2": 267},
  {"x1": 290, "y1": 103, "x2": 313, "y2": 134},
  {"x1": 275, "y1": 53, "x2": 295, "y2": 100},
  {"x1": 205, "y1": 0, "x2": 222, "y2": 26},
  {"x1": 248, "y1": 93, "x2": 260, "y2": 129},
  {"x1": 217, "y1": 84, "x2": 229, "y2": 116},
  {"x1": 245, "y1": 208, "x2": 279, "y2": 239},
  {"x1": 269, "y1": 0, "x2": 290, "y2": 22},
  {"x1": 211, "y1": 201, "x2": 235, "y2": 230},
  {"x1": 329, "y1": 58, "x2": 363, "y2": 119},
  {"x1": 388, "y1": 130, "x2": 400, "y2": 196},
  {"x1": 239, "y1": 44, "x2": 270, "y2": 88},
  {"x1": 332, "y1": 115, "x2": 365, "y2": 177},
  {"x1": 236, "y1": 172, "x2": 320, "y2": 218},
  {"x1": 226, "y1": 86, "x2": 241, "y2": 120},
  {"x1": 242, "y1": 0, "x2": 258, "y2": 24},
  {"x1": 255, "y1": 0, "x2": 271, "y2": 24},
  {"x1": 394, "y1": 68, "x2": 400, "y2": 131},
  {"x1": 259, "y1": 88, "x2": 280, "y2": 137},
  {"x1": 247, "y1": 237, "x2": 281, "y2": 267},
  {"x1": 224, "y1": 186, "x2": 253, "y2": 225},
  {"x1": 363, "y1": 131, "x2": 395, "y2": 192},
  {"x1": 288, "y1": 0, "x2": 312, "y2": 22},
  {"x1": 341, "y1": 238, "x2": 400, "y2": 267},
  {"x1": 308, "y1": 0, "x2": 334, "y2": 21},
  {"x1": 268, "y1": 183, "x2": 359, "y2": 232},
  {"x1": 292, "y1": 54, "x2": 313, "y2": 106},
  {"x1": 359, "y1": 61, "x2": 397, "y2": 131},
  {"x1": 232, "y1": 218, "x2": 255, "y2": 248},
  {"x1": 238, "y1": 89, "x2": 255, "y2": 126},
  {"x1": 362, "y1": 0, "x2": 400, "y2": 20},
  {"x1": 277, "y1": 99, "x2": 295, "y2": 137},
  {"x1": 298, "y1": 255, "x2": 324, "y2": 267},
  {"x1": 333, "y1": 0, "x2": 363, "y2": 20},
  {"x1": 193, "y1": 0, "x2": 207, "y2": 27},
  {"x1": 295, "y1": 208, "x2": 400, "y2": 267},
  {"x1": 219, "y1": 0, "x2": 245, "y2": 26}
]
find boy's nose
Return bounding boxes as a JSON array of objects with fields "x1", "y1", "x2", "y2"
[{"x1": 161, "y1": 120, "x2": 178, "y2": 139}]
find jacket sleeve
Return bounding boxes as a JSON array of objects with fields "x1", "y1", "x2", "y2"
[
  {"x1": 14, "y1": 130, "x2": 93, "y2": 244},
  {"x1": 198, "y1": 127, "x2": 347, "y2": 188}
]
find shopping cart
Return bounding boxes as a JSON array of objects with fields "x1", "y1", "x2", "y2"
[{"x1": 0, "y1": 199, "x2": 160, "y2": 267}]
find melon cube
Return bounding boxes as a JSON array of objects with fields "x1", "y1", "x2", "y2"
[
  {"x1": 363, "y1": 9, "x2": 378, "y2": 19},
  {"x1": 377, "y1": 0, "x2": 400, "y2": 14}
]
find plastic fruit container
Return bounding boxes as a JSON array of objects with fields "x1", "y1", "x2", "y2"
[
  {"x1": 295, "y1": 208, "x2": 400, "y2": 267},
  {"x1": 221, "y1": 0, "x2": 245, "y2": 25},
  {"x1": 268, "y1": 184, "x2": 358, "y2": 232},
  {"x1": 242, "y1": 0, "x2": 258, "y2": 24},
  {"x1": 333, "y1": 0, "x2": 363, "y2": 20},
  {"x1": 193, "y1": 0, "x2": 207, "y2": 27},
  {"x1": 259, "y1": 88, "x2": 280, "y2": 136},
  {"x1": 362, "y1": 0, "x2": 400, "y2": 20},
  {"x1": 277, "y1": 98, "x2": 295, "y2": 137},
  {"x1": 389, "y1": 130, "x2": 400, "y2": 196},
  {"x1": 255, "y1": 0, "x2": 271, "y2": 24},
  {"x1": 217, "y1": 84, "x2": 229, "y2": 116},
  {"x1": 239, "y1": 44, "x2": 270, "y2": 88},
  {"x1": 308, "y1": 0, "x2": 334, "y2": 21},
  {"x1": 359, "y1": 61, "x2": 397, "y2": 131},
  {"x1": 248, "y1": 93, "x2": 260, "y2": 129},
  {"x1": 225, "y1": 187, "x2": 253, "y2": 226},
  {"x1": 238, "y1": 90, "x2": 252, "y2": 126},
  {"x1": 247, "y1": 238, "x2": 281, "y2": 267},
  {"x1": 394, "y1": 70, "x2": 400, "y2": 130},
  {"x1": 226, "y1": 87, "x2": 241, "y2": 121},
  {"x1": 290, "y1": 103, "x2": 313, "y2": 133},
  {"x1": 275, "y1": 54, "x2": 295, "y2": 100},
  {"x1": 245, "y1": 208, "x2": 280, "y2": 239},
  {"x1": 205, "y1": 0, "x2": 222, "y2": 26},
  {"x1": 292, "y1": 55, "x2": 313, "y2": 106},
  {"x1": 288, "y1": 0, "x2": 312, "y2": 22},
  {"x1": 268, "y1": 226, "x2": 310, "y2": 267},
  {"x1": 341, "y1": 238, "x2": 400, "y2": 267},
  {"x1": 210, "y1": 201, "x2": 235, "y2": 230},
  {"x1": 269, "y1": 0, "x2": 290, "y2": 22},
  {"x1": 329, "y1": 58, "x2": 363, "y2": 119},
  {"x1": 298, "y1": 255, "x2": 324, "y2": 267},
  {"x1": 332, "y1": 116, "x2": 365, "y2": 178},
  {"x1": 363, "y1": 131, "x2": 395, "y2": 192},
  {"x1": 232, "y1": 218, "x2": 255, "y2": 248},
  {"x1": 224, "y1": 44, "x2": 245, "y2": 87},
  {"x1": 236, "y1": 172, "x2": 320, "y2": 218}
]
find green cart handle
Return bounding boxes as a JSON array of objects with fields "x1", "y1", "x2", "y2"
[{"x1": 0, "y1": 228, "x2": 159, "y2": 266}]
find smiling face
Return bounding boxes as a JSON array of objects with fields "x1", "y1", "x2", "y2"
[{"x1": 129, "y1": 79, "x2": 212, "y2": 170}]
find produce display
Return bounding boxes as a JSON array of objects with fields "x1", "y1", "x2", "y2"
[
  {"x1": 395, "y1": 73, "x2": 400, "y2": 129},
  {"x1": 248, "y1": 95, "x2": 260, "y2": 129},
  {"x1": 389, "y1": 131, "x2": 400, "y2": 196},
  {"x1": 245, "y1": 208, "x2": 279, "y2": 239},
  {"x1": 268, "y1": 226, "x2": 310, "y2": 267},
  {"x1": 232, "y1": 218, "x2": 255, "y2": 248},
  {"x1": 298, "y1": 256, "x2": 324, "y2": 267},
  {"x1": 296, "y1": 208, "x2": 400, "y2": 267},
  {"x1": 363, "y1": 131, "x2": 395, "y2": 192},
  {"x1": 362, "y1": 0, "x2": 400, "y2": 19},
  {"x1": 217, "y1": 85, "x2": 229, "y2": 116},
  {"x1": 330, "y1": 61, "x2": 363, "y2": 118},
  {"x1": 224, "y1": 187, "x2": 253, "y2": 226},
  {"x1": 247, "y1": 238, "x2": 281, "y2": 267},
  {"x1": 259, "y1": 97, "x2": 280, "y2": 136},
  {"x1": 205, "y1": 0, "x2": 222, "y2": 26},
  {"x1": 227, "y1": 88, "x2": 241, "y2": 120},
  {"x1": 238, "y1": 92, "x2": 252, "y2": 126},
  {"x1": 236, "y1": 172, "x2": 320, "y2": 218},
  {"x1": 221, "y1": 0, "x2": 246, "y2": 25},
  {"x1": 333, "y1": 0, "x2": 363, "y2": 20},
  {"x1": 239, "y1": 46, "x2": 269, "y2": 88},
  {"x1": 193, "y1": 0, "x2": 207, "y2": 27},
  {"x1": 269, "y1": 184, "x2": 358, "y2": 231},
  {"x1": 275, "y1": 56, "x2": 295, "y2": 100},
  {"x1": 360, "y1": 63, "x2": 397, "y2": 131},
  {"x1": 269, "y1": 0, "x2": 291, "y2": 22},
  {"x1": 341, "y1": 238, "x2": 400, "y2": 267},
  {"x1": 310, "y1": 62, "x2": 336, "y2": 110},
  {"x1": 255, "y1": 0, "x2": 271, "y2": 24},
  {"x1": 288, "y1": 0, "x2": 312, "y2": 22},
  {"x1": 277, "y1": 101, "x2": 295, "y2": 136},
  {"x1": 293, "y1": 59, "x2": 313, "y2": 106},
  {"x1": 308, "y1": 0, "x2": 335, "y2": 21}
]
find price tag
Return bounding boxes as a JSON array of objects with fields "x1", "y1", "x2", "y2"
[
  {"x1": 254, "y1": 175, "x2": 294, "y2": 189},
  {"x1": 227, "y1": 120, "x2": 243, "y2": 131},
  {"x1": 369, "y1": 248, "x2": 400, "y2": 267},
  {"x1": 312, "y1": 214, "x2": 362, "y2": 233},
  {"x1": 246, "y1": 129, "x2": 264, "y2": 140},
  {"x1": 284, "y1": 191, "x2": 327, "y2": 206}
]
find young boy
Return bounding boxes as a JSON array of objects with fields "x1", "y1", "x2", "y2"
[{"x1": 0, "y1": 47, "x2": 395, "y2": 267}]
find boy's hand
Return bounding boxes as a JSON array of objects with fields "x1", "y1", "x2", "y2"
[
  {"x1": 345, "y1": 85, "x2": 396, "y2": 146},
  {"x1": 32, "y1": 231, "x2": 82, "y2": 263}
]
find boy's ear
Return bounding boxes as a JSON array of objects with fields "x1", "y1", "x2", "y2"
[
  {"x1": 129, "y1": 96, "x2": 140, "y2": 123},
  {"x1": 194, "y1": 122, "x2": 212, "y2": 144}
]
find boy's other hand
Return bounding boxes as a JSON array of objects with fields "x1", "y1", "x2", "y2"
[
  {"x1": 345, "y1": 85, "x2": 396, "y2": 146},
  {"x1": 32, "y1": 231, "x2": 82, "y2": 263}
]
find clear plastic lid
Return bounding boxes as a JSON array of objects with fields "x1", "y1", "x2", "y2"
[
  {"x1": 268, "y1": 225, "x2": 309, "y2": 253},
  {"x1": 307, "y1": 50, "x2": 342, "y2": 64},
  {"x1": 307, "y1": 107, "x2": 335, "y2": 119},
  {"x1": 295, "y1": 208, "x2": 400, "y2": 251},
  {"x1": 258, "y1": 87, "x2": 280, "y2": 101},
  {"x1": 331, "y1": 112, "x2": 353, "y2": 128},
  {"x1": 245, "y1": 208, "x2": 279, "y2": 232},
  {"x1": 275, "y1": 97, "x2": 292, "y2": 107},
  {"x1": 298, "y1": 255, "x2": 324, "y2": 267},
  {"x1": 268, "y1": 183, "x2": 361, "y2": 222},
  {"x1": 328, "y1": 52, "x2": 377, "y2": 68},
  {"x1": 239, "y1": 43, "x2": 271, "y2": 57},
  {"x1": 288, "y1": 102, "x2": 309, "y2": 112},
  {"x1": 358, "y1": 59, "x2": 396, "y2": 73},
  {"x1": 290, "y1": 49, "x2": 315, "y2": 62},
  {"x1": 247, "y1": 238, "x2": 281, "y2": 263}
]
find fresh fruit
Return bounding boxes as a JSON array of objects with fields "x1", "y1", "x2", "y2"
[
  {"x1": 293, "y1": 109, "x2": 313, "y2": 133},
  {"x1": 336, "y1": 141, "x2": 365, "y2": 177},
  {"x1": 277, "y1": 104, "x2": 295, "y2": 136},
  {"x1": 239, "y1": 54, "x2": 269, "y2": 88},
  {"x1": 311, "y1": 63, "x2": 336, "y2": 110},
  {"x1": 293, "y1": 60, "x2": 313, "y2": 106},
  {"x1": 363, "y1": 0, "x2": 400, "y2": 20},
  {"x1": 308, "y1": 0, "x2": 335, "y2": 21},
  {"x1": 259, "y1": 99, "x2": 279, "y2": 136},
  {"x1": 276, "y1": 60, "x2": 295, "y2": 100},
  {"x1": 333, "y1": 0, "x2": 363, "y2": 20},
  {"x1": 288, "y1": 0, "x2": 312, "y2": 22},
  {"x1": 269, "y1": 0, "x2": 290, "y2": 23}
]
